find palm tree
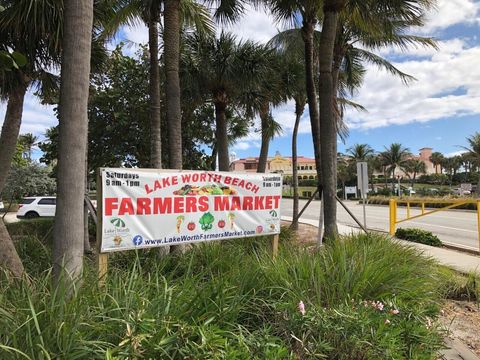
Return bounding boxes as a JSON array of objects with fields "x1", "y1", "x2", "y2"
[
  {"x1": 401, "y1": 159, "x2": 426, "y2": 188},
  {"x1": 252, "y1": 52, "x2": 288, "y2": 173},
  {"x1": 266, "y1": 2, "x2": 323, "y2": 191},
  {"x1": 18, "y1": 133, "x2": 39, "y2": 162},
  {"x1": 337, "y1": 158, "x2": 350, "y2": 200},
  {"x1": 380, "y1": 143, "x2": 411, "y2": 190},
  {"x1": 111, "y1": 0, "x2": 215, "y2": 170},
  {"x1": 0, "y1": 0, "x2": 64, "y2": 278},
  {"x1": 52, "y1": 0, "x2": 94, "y2": 286},
  {"x1": 320, "y1": 0, "x2": 435, "y2": 237},
  {"x1": 346, "y1": 144, "x2": 374, "y2": 162},
  {"x1": 463, "y1": 132, "x2": 480, "y2": 193},
  {"x1": 183, "y1": 32, "x2": 270, "y2": 171},
  {"x1": 429, "y1": 151, "x2": 444, "y2": 174}
]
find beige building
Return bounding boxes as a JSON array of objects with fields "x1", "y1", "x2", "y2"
[
  {"x1": 230, "y1": 151, "x2": 317, "y2": 180},
  {"x1": 376, "y1": 147, "x2": 440, "y2": 178}
]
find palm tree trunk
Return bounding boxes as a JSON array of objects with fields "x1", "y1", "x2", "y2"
[
  {"x1": 215, "y1": 100, "x2": 229, "y2": 171},
  {"x1": 301, "y1": 20, "x2": 322, "y2": 188},
  {"x1": 53, "y1": 0, "x2": 93, "y2": 286},
  {"x1": 0, "y1": 84, "x2": 27, "y2": 192},
  {"x1": 210, "y1": 145, "x2": 217, "y2": 171},
  {"x1": 291, "y1": 99, "x2": 305, "y2": 230},
  {"x1": 148, "y1": 12, "x2": 162, "y2": 169},
  {"x1": 257, "y1": 102, "x2": 270, "y2": 173},
  {"x1": 318, "y1": 3, "x2": 342, "y2": 239},
  {"x1": 164, "y1": 0, "x2": 182, "y2": 170},
  {"x1": 0, "y1": 83, "x2": 28, "y2": 278}
]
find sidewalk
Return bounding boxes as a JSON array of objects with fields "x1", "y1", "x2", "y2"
[{"x1": 282, "y1": 216, "x2": 480, "y2": 274}]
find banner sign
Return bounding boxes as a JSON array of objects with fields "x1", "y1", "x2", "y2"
[{"x1": 99, "y1": 169, "x2": 283, "y2": 253}]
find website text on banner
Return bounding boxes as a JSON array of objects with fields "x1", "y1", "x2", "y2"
[{"x1": 100, "y1": 169, "x2": 283, "y2": 253}]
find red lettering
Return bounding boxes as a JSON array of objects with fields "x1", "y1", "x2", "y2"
[
  {"x1": 173, "y1": 197, "x2": 184, "y2": 213},
  {"x1": 182, "y1": 174, "x2": 192, "y2": 183},
  {"x1": 232, "y1": 177, "x2": 239, "y2": 186},
  {"x1": 198, "y1": 196, "x2": 209, "y2": 211},
  {"x1": 251, "y1": 184, "x2": 260, "y2": 193},
  {"x1": 224, "y1": 176, "x2": 231, "y2": 185},
  {"x1": 273, "y1": 195, "x2": 281, "y2": 208},
  {"x1": 162, "y1": 177, "x2": 171, "y2": 187},
  {"x1": 137, "y1": 198, "x2": 151, "y2": 215},
  {"x1": 199, "y1": 173, "x2": 207, "y2": 182},
  {"x1": 118, "y1": 198, "x2": 134, "y2": 215},
  {"x1": 214, "y1": 196, "x2": 230, "y2": 211},
  {"x1": 230, "y1": 196, "x2": 241, "y2": 210},
  {"x1": 153, "y1": 198, "x2": 172, "y2": 214},
  {"x1": 145, "y1": 184, "x2": 153, "y2": 195},
  {"x1": 172, "y1": 176, "x2": 178, "y2": 185},
  {"x1": 185, "y1": 197, "x2": 197, "y2": 213},
  {"x1": 265, "y1": 196, "x2": 273, "y2": 209},
  {"x1": 242, "y1": 196, "x2": 253, "y2": 210},
  {"x1": 254, "y1": 196, "x2": 265, "y2": 210},
  {"x1": 154, "y1": 180, "x2": 161, "y2": 191},
  {"x1": 105, "y1": 198, "x2": 118, "y2": 216}
]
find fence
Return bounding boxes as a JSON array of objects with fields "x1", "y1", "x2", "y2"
[{"x1": 389, "y1": 198, "x2": 480, "y2": 252}]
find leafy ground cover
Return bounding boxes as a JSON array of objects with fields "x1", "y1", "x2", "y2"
[{"x1": 0, "y1": 222, "x2": 448, "y2": 359}]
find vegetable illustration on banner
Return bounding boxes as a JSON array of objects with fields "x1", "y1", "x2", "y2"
[{"x1": 100, "y1": 169, "x2": 282, "y2": 252}]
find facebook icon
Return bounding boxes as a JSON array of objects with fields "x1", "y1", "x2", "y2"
[{"x1": 132, "y1": 235, "x2": 143, "y2": 246}]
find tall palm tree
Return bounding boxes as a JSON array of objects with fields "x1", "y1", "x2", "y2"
[
  {"x1": 0, "y1": 0, "x2": 64, "y2": 278},
  {"x1": 111, "y1": 0, "x2": 215, "y2": 170},
  {"x1": 380, "y1": 143, "x2": 411, "y2": 190},
  {"x1": 401, "y1": 159, "x2": 426, "y2": 188},
  {"x1": 320, "y1": 0, "x2": 435, "y2": 238},
  {"x1": 266, "y1": 2, "x2": 323, "y2": 190},
  {"x1": 52, "y1": 0, "x2": 94, "y2": 285},
  {"x1": 183, "y1": 32, "x2": 270, "y2": 171},
  {"x1": 429, "y1": 151, "x2": 444, "y2": 174},
  {"x1": 252, "y1": 51, "x2": 288, "y2": 173}
]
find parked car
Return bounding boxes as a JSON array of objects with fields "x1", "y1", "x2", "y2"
[{"x1": 17, "y1": 196, "x2": 56, "y2": 219}]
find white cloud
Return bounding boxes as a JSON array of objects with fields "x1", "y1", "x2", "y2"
[
  {"x1": 346, "y1": 44, "x2": 480, "y2": 129},
  {"x1": 445, "y1": 150, "x2": 467, "y2": 157},
  {"x1": 232, "y1": 140, "x2": 260, "y2": 150},
  {"x1": 0, "y1": 93, "x2": 57, "y2": 140},
  {"x1": 422, "y1": 0, "x2": 480, "y2": 33},
  {"x1": 222, "y1": 4, "x2": 280, "y2": 43}
]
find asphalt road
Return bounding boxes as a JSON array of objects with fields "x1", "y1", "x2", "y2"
[{"x1": 281, "y1": 198, "x2": 479, "y2": 251}]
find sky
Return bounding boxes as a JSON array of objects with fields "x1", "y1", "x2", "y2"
[{"x1": 1, "y1": 0, "x2": 479, "y2": 161}]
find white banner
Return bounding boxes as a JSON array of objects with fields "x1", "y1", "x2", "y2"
[{"x1": 99, "y1": 169, "x2": 282, "y2": 252}]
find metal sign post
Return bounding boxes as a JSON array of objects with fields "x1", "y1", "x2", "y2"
[{"x1": 357, "y1": 162, "x2": 368, "y2": 230}]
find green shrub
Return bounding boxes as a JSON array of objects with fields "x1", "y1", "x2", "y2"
[
  {"x1": 367, "y1": 196, "x2": 477, "y2": 210},
  {"x1": 0, "y1": 231, "x2": 445, "y2": 359},
  {"x1": 395, "y1": 228, "x2": 442, "y2": 247}
]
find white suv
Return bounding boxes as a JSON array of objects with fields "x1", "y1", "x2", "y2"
[{"x1": 17, "y1": 197, "x2": 56, "y2": 219}]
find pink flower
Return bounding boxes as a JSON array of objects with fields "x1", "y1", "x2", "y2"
[
  {"x1": 389, "y1": 309, "x2": 400, "y2": 315},
  {"x1": 384, "y1": 319, "x2": 391, "y2": 325},
  {"x1": 298, "y1": 301, "x2": 306, "y2": 315},
  {"x1": 374, "y1": 301, "x2": 384, "y2": 311}
]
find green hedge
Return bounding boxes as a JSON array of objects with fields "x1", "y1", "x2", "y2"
[
  {"x1": 395, "y1": 228, "x2": 442, "y2": 247},
  {"x1": 367, "y1": 196, "x2": 478, "y2": 210}
]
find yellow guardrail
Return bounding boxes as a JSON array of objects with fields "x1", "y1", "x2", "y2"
[{"x1": 389, "y1": 198, "x2": 480, "y2": 252}]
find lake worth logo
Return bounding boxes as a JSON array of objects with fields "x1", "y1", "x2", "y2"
[{"x1": 269, "y1": 210, "x2": 278, "y2": 218}]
